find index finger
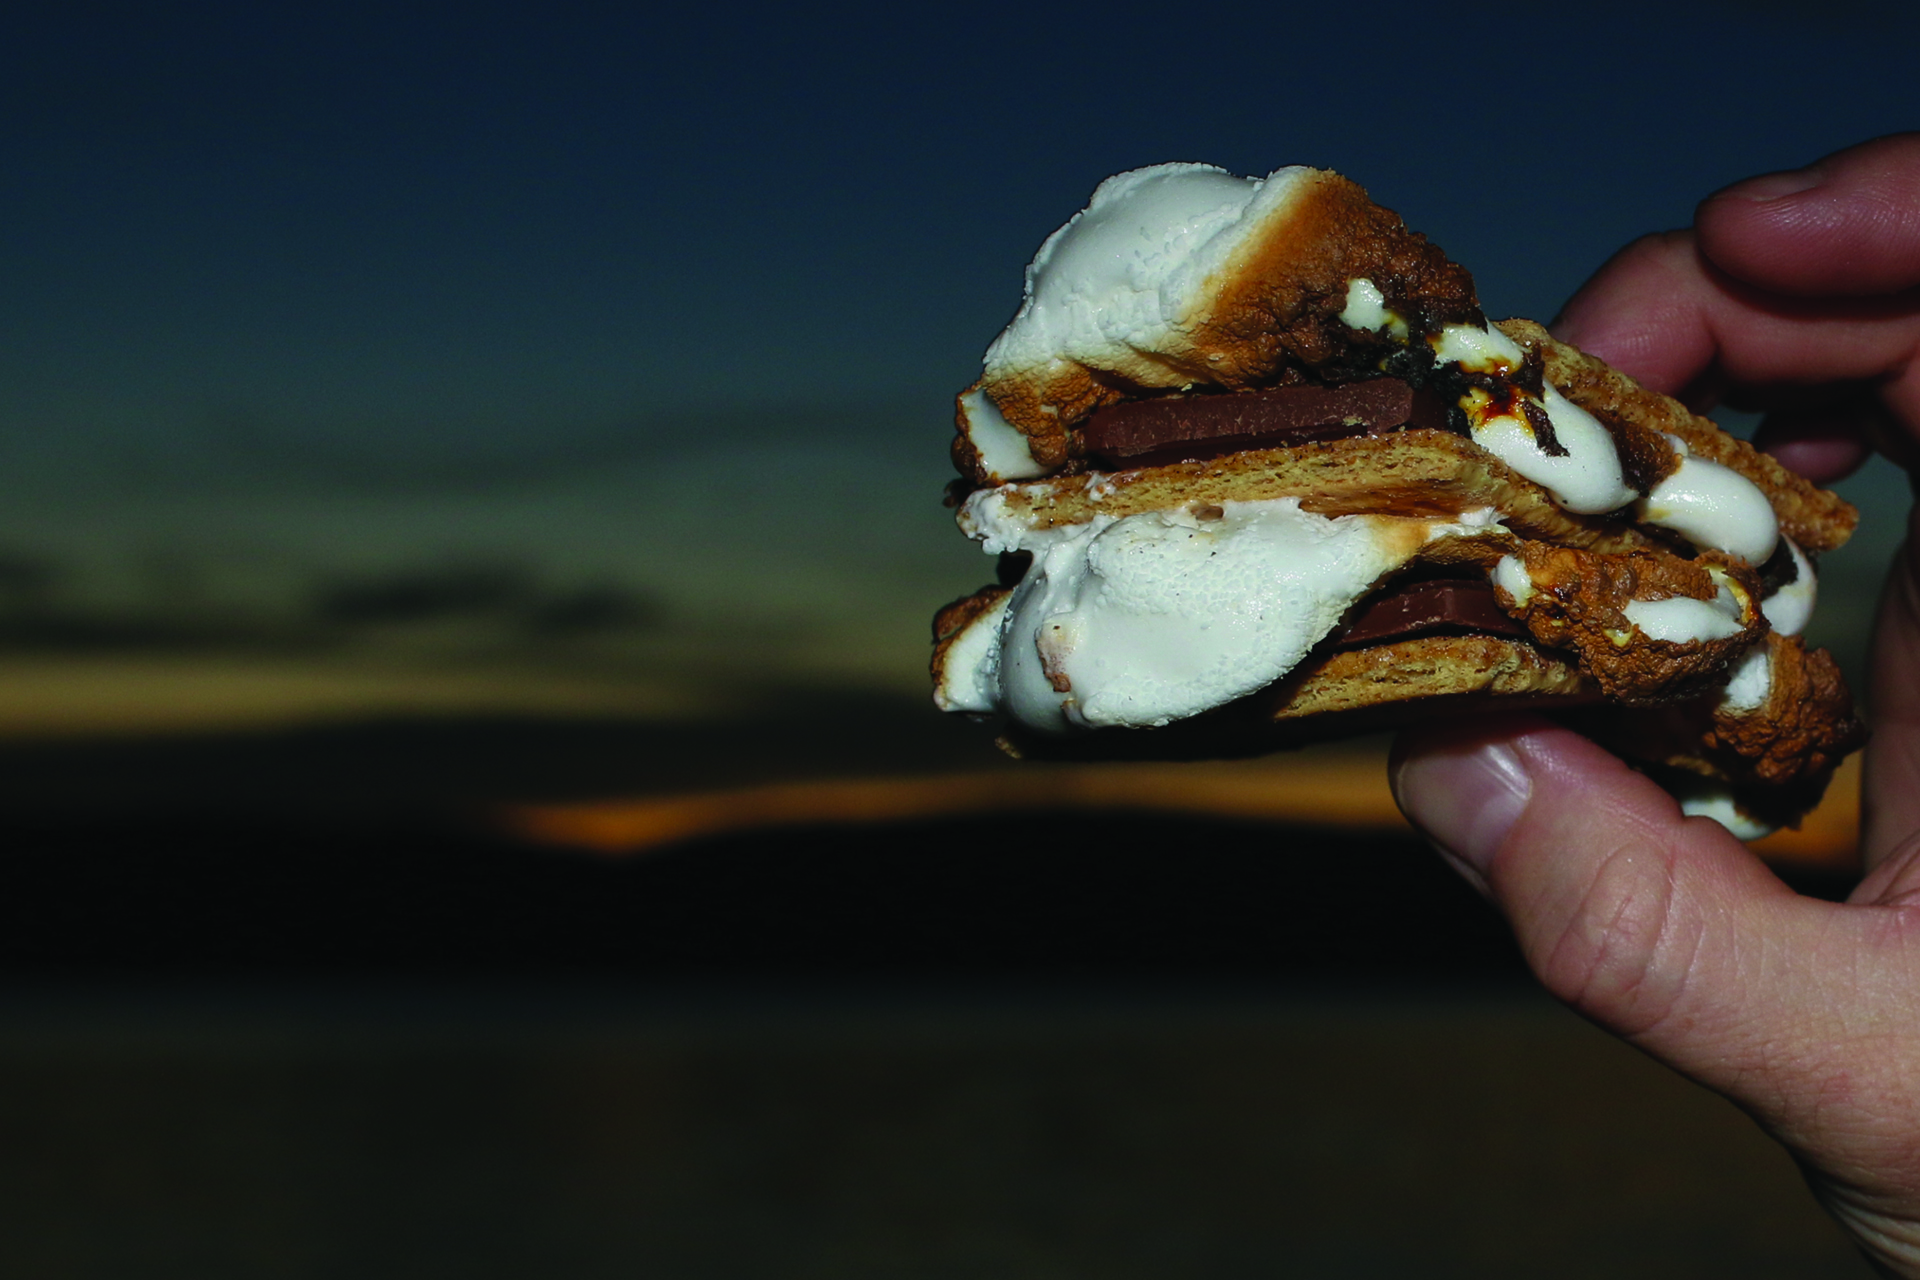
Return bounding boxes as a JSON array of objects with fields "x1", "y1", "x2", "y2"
[
  {"x1": 1551, "y1": 232, "x2": 1920, "y2": 407},
  {"x1": 1549, "y1": 135, "x2": 1920, "y2": 444}
]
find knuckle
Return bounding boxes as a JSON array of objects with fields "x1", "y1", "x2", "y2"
[
  {"x1": 1532, "y1": 837, "x2": 1698, "y2": 1038},
  {"x1": 1611, "y1": 229, "x2": 1696, "y2": 278}
]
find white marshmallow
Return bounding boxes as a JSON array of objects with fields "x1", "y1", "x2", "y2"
[
  {"x1": 1465, "y1": 381, "x2": 1637, "y2": 516},
  {"x1": 1762, "y1": 539, "x2": 1816, "y2": 637},
  {"x1": 1340, "y1": 277, "x2": 1406, "y2": 339},
  {"x1": 1490, "y1": 554, "x2": 1535, "y2": 607},
  {"x1": 1719, "y1": 643, "x2": 1774, "y2": 715},
  {"x1": 1622, "y1": 581, "x2": 1746, "y2": 643},
  {"x1": 932, "y1": 591, "x2": 1012, "y2": 713},
  {"x1": 958, "y1": 389, "x2": 1047, "y2": 482},
  {"x1": 1637, "y1": 436, "x2": 1780, "y2": 564},
  {"x1": 1677, "y1": 784, "x2": 1776, "y2": 840},
  {"x1": 956, "y1": 498, "x2": 1503, "y2": 732},
  {"x1": 1431, "y1": 322, "x2": 1525, "y2": 374}
]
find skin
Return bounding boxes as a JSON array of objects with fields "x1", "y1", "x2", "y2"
[{"x1": 1389, "y1": 133, "x2": 1920, "y2": 1276}]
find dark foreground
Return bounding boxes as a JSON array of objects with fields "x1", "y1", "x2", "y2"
[{"x1": 0, "y1": 714, "x2": 1876, "y2": 1277}]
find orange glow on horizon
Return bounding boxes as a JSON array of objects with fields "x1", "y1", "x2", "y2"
[{"x1": 502, "y1": 751, "x2": 1862, "y2": 874}]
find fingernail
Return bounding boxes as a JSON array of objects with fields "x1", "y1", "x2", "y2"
[
  {"x1": 1714, "y1": 166, "x2": 1823, "y2": 203},
  {"x1": 1392, "y1": 740, "x2": 1533, "y2": 879}
]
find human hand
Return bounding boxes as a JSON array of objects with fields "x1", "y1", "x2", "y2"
[{"x1": 1391, "y1": 133, "x2": 1920, "y2": 1276}]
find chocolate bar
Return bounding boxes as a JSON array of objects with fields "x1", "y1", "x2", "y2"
[
  {"x1": 1083, "y1": 379, "x2": 1445, "y2": 465},
  {"x1": 1332, "y1": 578, "x2": 1527, "y2": 650}
]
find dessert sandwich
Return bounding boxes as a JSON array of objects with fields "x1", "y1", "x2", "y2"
[{"x1": 931, "y1": 163, "x2": 1865, "y2": 834}]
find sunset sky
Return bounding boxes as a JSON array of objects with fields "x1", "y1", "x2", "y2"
[{"x1": 2, "y1": 0, "x2": 1917, "y2": 714}]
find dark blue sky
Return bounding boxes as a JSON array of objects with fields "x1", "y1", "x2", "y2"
[{"x1": 4, "y1": 0, "x2": 1919, "y2": 480}]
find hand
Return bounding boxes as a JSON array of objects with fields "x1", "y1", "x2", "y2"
[{"x1": 1391, "y1": 133, "x2": 1920, "y2": 1276}]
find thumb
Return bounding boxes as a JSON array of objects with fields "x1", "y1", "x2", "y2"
[
  {"x1": 1391, "y1": 717, "x2": 1841, "y2": 1107},
  {"x1": 1396, "y1": 719, "x2": 1920, "y2": 1273}
]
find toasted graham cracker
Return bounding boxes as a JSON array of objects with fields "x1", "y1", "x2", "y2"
[
  {"x1": 1262, "y1": 634, "x2": 1593, "y2": 720},
  {"x1": 1498, "y1": 319, "x2": 1858, "y2": 554},
  {"x1": 970, "y1": 428, "x2": 1660, "y2": 555}
]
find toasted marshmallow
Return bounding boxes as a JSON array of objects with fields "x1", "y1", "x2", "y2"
[
  {"x1": 937, "y1": 165, "x2": 1861, "y2": 837},
  {"x1": 958, "y1": 389, "x2": 1047, "y2": 483},
  {"x1": 957, "y1": 164, "x2": 1354, "y2": 474},
  {"x1": 933, "y1": 591, "x2": 1013, "y2": 714},
  {"x1": 983, "y1": 164, "x2": 1310, "y2": 389}
]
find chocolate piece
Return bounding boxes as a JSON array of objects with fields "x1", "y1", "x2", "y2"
[
  {"x1": 1084, "y1": 379, "x2": 1425, "y2": 464},
  {"x1": 1333, "y1": 578, "x2": 1528, "y2": 650}
]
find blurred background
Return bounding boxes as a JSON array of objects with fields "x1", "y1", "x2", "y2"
[{"x1": 2, "y1": 1, "x2": 1915, "y2": 1274}]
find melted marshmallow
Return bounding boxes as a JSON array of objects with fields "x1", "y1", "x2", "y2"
[
  {"x1": 958, "y1": 389, "x2": 1046, "y2": 482},
  {"x1": 1637, "y1": 435, "x2": 1779, "y2": 564},
  {"x1": 1464, "y1": 380, "x2": 1638, "y2": 515},
  {"x1": 1431, "y1": 321, "x2": 1524, "y2": 373},
  {"x1": 1398, "y1": 320, "x2": 1636, "y2": 515},
  {"x1": 1490, "y1": 554, "x2": 1534, "y2": 606},
  {"x1": 1621, "y1": 580, "x2": 1746, "y2": 643},
  {"x1": 1719, "y1": 643, "x2": 1773, "y2": 715},
  {"x1": 933, "y1": 593, "x2": 1012, "y2": 713},
  {"x1": 1763, "y1": 539, "x2": 1816, "y2": 636},
  {"x1": 954, "y1": 495, "x2": 1502, "y2": 732},
  {"x1": 1676, "y1": 783, "x2": 1776, "y2": 841},
  {"x1": 1339, "y1": 278, "x2": 1405, "y2": 339}
]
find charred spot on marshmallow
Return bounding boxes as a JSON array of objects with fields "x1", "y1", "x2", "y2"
[{"x1": 1521, "y1": 398, "x2": 1565, "y2": 457}]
